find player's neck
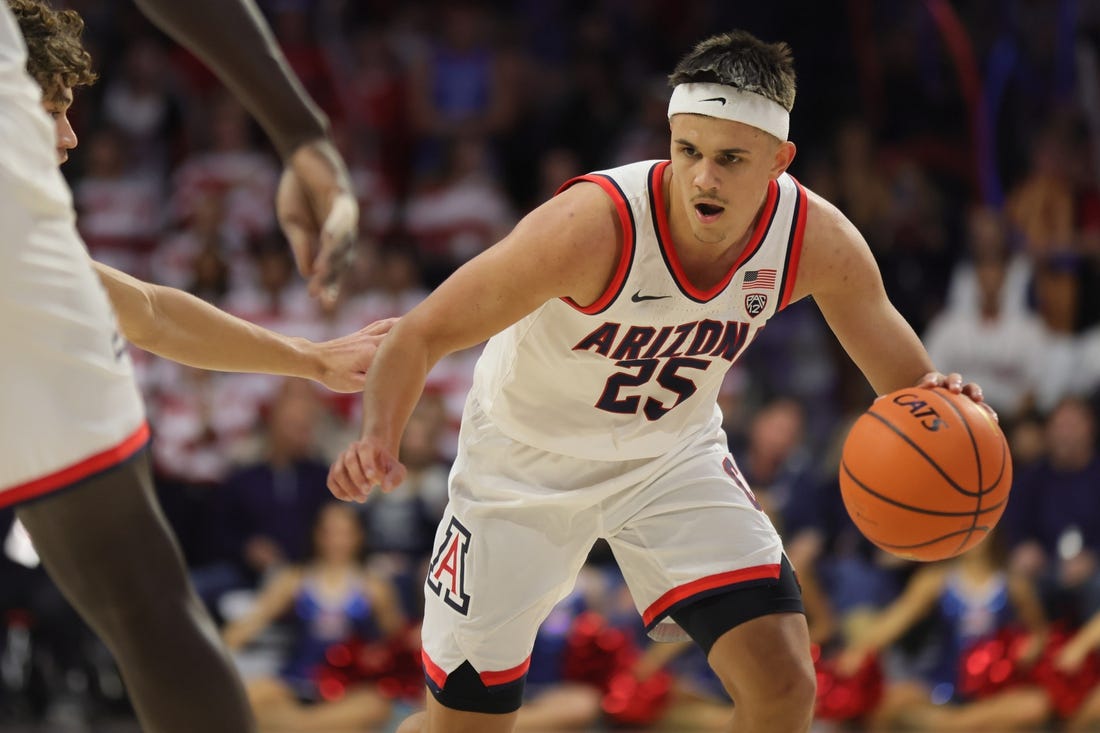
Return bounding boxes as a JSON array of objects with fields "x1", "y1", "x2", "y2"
[{"x1": 663, "y1": 170, "x2": 761, "y2": 282}]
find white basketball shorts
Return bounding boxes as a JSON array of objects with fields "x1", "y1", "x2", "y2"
[{"x1": 420, "y1": 398, "x2": 785, "y2": 698}]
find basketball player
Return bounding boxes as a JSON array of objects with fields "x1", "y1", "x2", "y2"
[
  {"x1": 12, "y1": 0, "x2": 393, "y2": 390},
  {"x1": 328, "y1": 31, "x2": 991, "y2": 732},
  {"x1": 0, "y1": 0, "x2": 362, "y2": 730}
]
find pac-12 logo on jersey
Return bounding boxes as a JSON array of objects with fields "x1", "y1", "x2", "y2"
[
  {"x1": 427, "y1": 517, "x2": 472, "y2": 615},
  {"x1": 744, "y1": 293, "x2": 768, "y2": 317}
]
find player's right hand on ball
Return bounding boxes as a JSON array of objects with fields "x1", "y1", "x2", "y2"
[{"x1": 328, "y1": 438, "x2": 406, "y2": 502}]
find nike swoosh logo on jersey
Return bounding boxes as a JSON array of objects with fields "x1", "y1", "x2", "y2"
[
  {"x1": 631, "y1": 290, "x2": 672, "y2": 302},
  {"x1": 700, "y1": 97, "x2": 727, "y2": 105}
]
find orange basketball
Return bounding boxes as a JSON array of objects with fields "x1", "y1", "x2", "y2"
[{"x1": 839, "y1": 387, "x2": 1012, "y2": 562}]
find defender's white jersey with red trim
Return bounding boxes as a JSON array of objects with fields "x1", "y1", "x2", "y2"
[
  {"x1": 0, "y1": 3, "x2": 147, "y2": 505},
  {"x1": 468, "y1": 160, "x2": 807, "y2": 460}
]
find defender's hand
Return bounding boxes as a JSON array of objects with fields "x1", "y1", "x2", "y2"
[
  {"x1": 277, "y1": 138, "x2": 359, "y2": 306},
  {"x1": 311, "y1": 318, "x2": 397, "y2": 393}
]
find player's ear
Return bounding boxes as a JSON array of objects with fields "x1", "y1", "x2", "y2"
[{"x1": 770, "y1": 140, "x2": 796, "y2": 179}]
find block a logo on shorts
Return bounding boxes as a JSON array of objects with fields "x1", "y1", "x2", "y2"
[
  {"x1": 427, "y1": 517, "x2": 472, "y2": 615},
  {"x1": 744, "y1": 293, "x2": 768, "y2": 317}
]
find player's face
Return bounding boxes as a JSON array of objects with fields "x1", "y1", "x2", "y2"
[
  {"x1": 668, "y1": 114, "x2": 795, "y2": 246},
  {"x1": 42, "y1": 83, "x2": 78, "y2": 165}
]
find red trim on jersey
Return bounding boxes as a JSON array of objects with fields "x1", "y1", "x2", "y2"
[
  {"x1": 642, "y1": 563, "x2": 782, "y2": 627},
  {"x1": 652, "y1": 161, "x2": 780, "y2": 301},
  {"x1": 779, "y1": 179, "x2": 809, "y2": 310},
  {"x1": 556, "y1": 175, "x2": 635, "y2": 314},
  {"x1": 0, "y1": 422, "x2": 150, "y2": 509},
  {"x1": 422, "y1": 650, "x2": 449, "y2": 688},
  {"x1": 479, "y1": 656, "x2": 531, "y2": 687}
]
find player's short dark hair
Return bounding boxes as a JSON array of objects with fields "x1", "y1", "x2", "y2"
[
  {"x1": 669, "y1": 30, "x2": 796, "y2": 112},
  {"x1": 7, "y1": 0, "x2": 97, "y2": 93}
]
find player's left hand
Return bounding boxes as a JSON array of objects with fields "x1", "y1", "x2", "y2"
[
  {"x1": 310, "y1": 318, "x2": 397, "y2": 393},
  {"x1": 328, "y1": 436, "x2": 407, "y2": 503},
  {"x1": 917, "y1": 371, "x2": 998, "y2": 422},
  {"x1": 276, "y1": 138, "x2": 359, "y2": 307}
]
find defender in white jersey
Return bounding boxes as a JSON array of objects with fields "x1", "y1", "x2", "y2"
[
  {"x1": 0, "y1": 3, "x2": 147, "y2": 502},
  {"x1": 1, "y1": 0, "x2": 371, "y2": 730},
  {"x1": 330, "y1": 30, "x2": 993, "y2": 733}
]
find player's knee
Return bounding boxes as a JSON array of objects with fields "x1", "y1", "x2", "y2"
[
  {"x1": 710, "y1": 634, "x2": 815, "y2": 729},
  {"x1": 763, "y1": 659, "x2": 816, "y2": 714},
  {"x1": 733, "y1": 660, "x2": 815, "y2": 731}
]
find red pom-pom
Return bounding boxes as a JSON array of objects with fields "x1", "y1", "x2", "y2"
[
  {"x1": 313, "y1": 625, "x2": 425, "y2": 702},
  {"x1": 562, "y1": 612, "x2": 637, "y2": 692},
  {"x1": 601, "y1": 670, "x2": 672, "y2": 727},
  {"x1": 957, "y1": 628, "x2": 1031, "y2": 700},
  {"x1": 813, "y1": 645, "x2": 884, "y2": 721},
  {"x1": 1031, "y1": 627, "x2": 1100, "y2": 719}
]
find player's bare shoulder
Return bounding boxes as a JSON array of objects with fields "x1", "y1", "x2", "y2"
[
  {"x1": 526, "y1": 179, "x2": 622, "y2": 259},
  {"x1": 510, "y1": 179, "x2": 624, "y2": 308},
  {"x1": 785, "y1": 185, "x2": 883, "y2": 304}
]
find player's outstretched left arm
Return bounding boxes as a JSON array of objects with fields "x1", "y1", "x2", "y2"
[
  {"x1": 93, "y1": 261, "x2": 393, "y2": 392},
  {"x1": 327, "y1": 181, "x2": 621, "y2": 502},
  {"x1": 792, "y1": 191, "x2": 989, "y2": 411}
]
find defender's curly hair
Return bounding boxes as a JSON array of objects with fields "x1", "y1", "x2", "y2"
[
  {"x1": 669, "y1": 30, "x2": 796, "y2": 113},
  {"x1": 7, "y1": 0, "x2": 97, "y2": 93}
]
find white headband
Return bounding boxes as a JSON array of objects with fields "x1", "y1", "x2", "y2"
[{"x1": 667, "y1": 83, "x2": 790, "y2": 141}]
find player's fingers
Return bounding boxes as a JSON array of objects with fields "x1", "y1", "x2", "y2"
[
  {"x1": 327, "y1": 456, "x2": 357, "y2": 501},
  {"x1": 309, "y1": 195, "x2": 358, "y2": 305},
  {"x1": 977, "y1": 400, "x2": 999, "y2": 423},
  {"x1": 277, "y1": 170, "x2": 318, "y2": 278},
  {"x1": 285, "y1": 224, "x2": 318, "y2": 279},
  {"x1": 916, "y1": 371, "x2": 942, "y2": 388},
  {"x1": 332, "y1": 372, "x2": 367, "y2": 394},
  {"x1": 343, "y1": 447, "x2": 373, "y2": 502},
  {"x1": 363, "y1": 317, "x2": 399, "y2": 336},
  {"x1": 379, "y1": 460, "x2": 407, "y2": 493},
  {"x1": 944, "y1": 372, "x2": 964, "y2": 392},
  {"x1": 962, "y1": 382, "x2": 984, "y2": 402}
]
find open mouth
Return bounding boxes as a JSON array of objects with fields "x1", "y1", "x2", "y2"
[{"x1": 694, "y1": 202, "x2": 725, "y2": 222}]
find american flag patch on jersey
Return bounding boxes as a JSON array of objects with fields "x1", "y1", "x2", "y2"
[{"x1": 743, "y1": 268, "x2": 776, "y2": 290}]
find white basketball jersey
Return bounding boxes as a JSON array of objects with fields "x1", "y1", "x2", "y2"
[
  {"x1": 0, "y1": 2, "x2": 147, "y2": 504},
  {"x1": 468, "y1": 160, "x2": 807, "y2": 460}
]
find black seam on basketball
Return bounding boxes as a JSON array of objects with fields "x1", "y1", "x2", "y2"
[
  {"x1": 865, "y1": 411, "x2": 983, "y2": 497},
  {"x1": 923, "y1": 391, "x2": 1007, "y2": 494},
  {"x1": 922, "y1": 390, "x2": 983, "y2": 490},
  {"x1": 984, "y1": 426, "x2": 1009, "y2": 493},
  {"x1": 867, "y1": 526, "x2": 991, "y2": 551},
  {"x1": 841, "y1": 461, "x2": 1006, "y2": 517},
  {"x1": 920, "y1": 390, "x2": 983, "y2": 553}
]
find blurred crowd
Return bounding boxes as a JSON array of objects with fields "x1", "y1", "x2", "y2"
[{"x1": 2, "y1": 0, "x2": 1100, "y2": 729}]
